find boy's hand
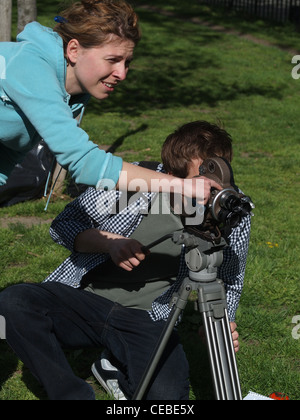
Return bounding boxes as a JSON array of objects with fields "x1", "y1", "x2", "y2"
[
  {"x1": 230, "y1": 322, "x2": 240, "y2": 353},
  {"x1": 107, "y1": 235, "x2": 147, "y2": 272},
  {"x1": 75, "y1": 230, "x2": 147, "y2": 272},
  {"x1": 198, "y1": 322, "x2": 240, "y2": 353}
]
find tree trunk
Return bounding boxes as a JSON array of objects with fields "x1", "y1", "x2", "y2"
[
  {"x1": 0, "y1": 0, "x2": 12, "y2": 42},
  {"x1": 17, "y1": 0, "x2": 37, "y2": 34}
]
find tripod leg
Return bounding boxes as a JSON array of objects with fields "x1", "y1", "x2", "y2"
[
  {"x1": 222, "y1": 309, "x2": 243, "y2": 400},
  {"x1": 202, "y1": 309, "x2": 242, "y2": 400},
  {"x1": 133, "y1": 281, "x2": 192, "y2": 400},
  {"x1": 203, "y1": 314, "x2": 224, "y2": 400}
]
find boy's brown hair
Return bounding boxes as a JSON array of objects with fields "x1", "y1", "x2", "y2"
[{"x1": 161, "y1": 121, "x2": 233, "y2": 178}]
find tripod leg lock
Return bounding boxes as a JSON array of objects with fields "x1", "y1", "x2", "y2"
[
  {"x1": 197, "y1": 282, "x2": 227, "y2": 321},
  {"x1": 209, "y1": 302, "x2": 225, "y2": 320},
  {"x1": 170, "y1": 284, "x2": 192, "y2": 310}
]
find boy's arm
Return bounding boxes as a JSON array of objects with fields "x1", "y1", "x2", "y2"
[
  {"x1": 50, "y1": 188, "x2": 120, "y2": 252},
  {"x1": 74, "y1": 229, "x2": 146, "y2": 272}
]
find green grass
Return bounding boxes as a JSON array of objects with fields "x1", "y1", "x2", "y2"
[{"x1": 0, "y1": 0, "x2": 299, "y2": 400}]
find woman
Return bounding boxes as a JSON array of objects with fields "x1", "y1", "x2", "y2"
[{"x1": 0, "y1": 0, "x2": 219, "y2": 201}]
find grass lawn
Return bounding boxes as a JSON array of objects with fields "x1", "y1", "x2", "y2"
[{"x1": 0, "y1": 0, "x2": 299, "y2": 400}]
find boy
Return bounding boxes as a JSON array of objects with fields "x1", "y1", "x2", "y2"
[{"x1": 0, "y1": 121, "x2": 251, "y2": 400}]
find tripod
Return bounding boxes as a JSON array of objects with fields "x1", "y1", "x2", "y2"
[{"x1": 133, "y1": 230, "x2": 243, "y2": 401}]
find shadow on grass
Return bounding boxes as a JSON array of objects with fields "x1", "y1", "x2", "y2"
[
  {"x1": 87, "y1": 8, "x2": 284, "y2": 118},
  {"x1": 33, "y1": 0, "x2": 284, "y2": 120}
]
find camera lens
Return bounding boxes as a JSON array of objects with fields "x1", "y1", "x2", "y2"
[
  {"x1": 218, "y1": 209, "x2": 241, "y2": 227},
  {"x1": 220, "y1": 192, "x2": 241, "y2": 211}
]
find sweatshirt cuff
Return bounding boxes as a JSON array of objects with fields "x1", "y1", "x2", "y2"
[
  {"x1": 96, "y1": 153, "x2": 123, "y2": 191},
  {"x1": 0, "y1": 174, "x2": 8, "y2": 186}
]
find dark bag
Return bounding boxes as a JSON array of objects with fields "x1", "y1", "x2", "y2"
[{"x1": 0, "y1": 141, "x2": 55, "y2": 207}]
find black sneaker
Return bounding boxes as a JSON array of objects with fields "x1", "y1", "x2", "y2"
[{"x1": 92, "y1": 350, "x2": 127, "y2": 400}]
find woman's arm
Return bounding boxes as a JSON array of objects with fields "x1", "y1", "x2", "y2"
[{"x1": 118, "y1": 161, "x2": 221, "y2": 203}]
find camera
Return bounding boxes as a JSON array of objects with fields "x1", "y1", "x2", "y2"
[{"x1": 186, "y1": 157, "x2": 254, "y2": 243}]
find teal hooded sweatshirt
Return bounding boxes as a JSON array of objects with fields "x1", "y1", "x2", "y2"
[{"x1": 0, "y1": 22, "x2": 123, "y2": 189}]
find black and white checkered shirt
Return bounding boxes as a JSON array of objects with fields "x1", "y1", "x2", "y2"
[{"x1": 44, "y1": 163, "x2": 251, "y2": 322}]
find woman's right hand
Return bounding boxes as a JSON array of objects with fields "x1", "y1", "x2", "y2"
[{"x1": 117, "y1": 162, "x2": 222, "y2": 204}]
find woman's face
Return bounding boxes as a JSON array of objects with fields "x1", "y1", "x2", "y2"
[{"x1": 66, "y1": 35, "x2": 135, "y2": 99}]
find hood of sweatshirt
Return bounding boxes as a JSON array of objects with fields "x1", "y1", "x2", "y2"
[
  {"x1": 1, "y1": 22, "x2": 67, "y2": 101},
  {"x1": 19, "y1": 22, "x2": 67, "y2": 98}
]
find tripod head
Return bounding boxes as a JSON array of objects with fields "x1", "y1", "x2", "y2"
[
  {"x1": 142, "y1": 228, "x2": 227, "y2": 284},
  {"x1": 171, "y1": 230, "x2": 227, "y2": 282}
]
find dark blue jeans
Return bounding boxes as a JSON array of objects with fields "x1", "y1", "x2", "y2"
[{"x1": 0, "y1": 282, "x2": 190, "y2": 400}]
